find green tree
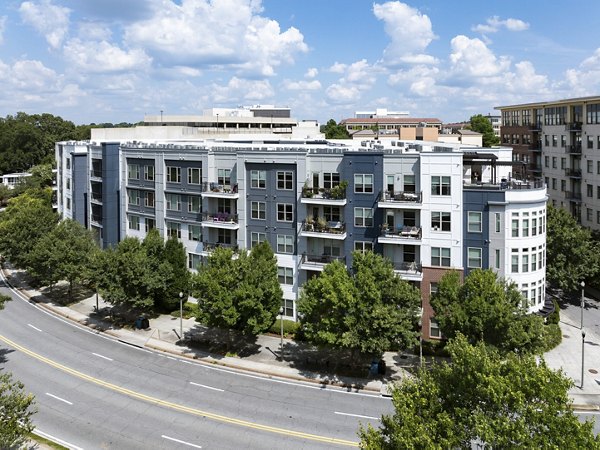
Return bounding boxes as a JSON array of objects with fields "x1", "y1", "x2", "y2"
[
  {"x1": 28, "y1": 219, "x2": 99, "y2": 299},
  {"x1": 546, "y1": 204, "x2": 600, "y2": 291},
  {"x1": 0, "y1": 372, "x2": 37, "y2": 449},
  {"x1": 298, "y1": 252, "x2": 421, "y2": 359},
  {"x1": 193, "y1": 242, "x2": 282, "y2": 336},
  {"x1": 162, "y1": 235, "x2": 191, "y2": 311},
  {"x1": 321, "y1": 119, "x2": 351, "y2": 139},
  {"x1": 431, "y1": 269, "x2": 545, "y2": 353},
  {"x1": 0, "y1": 191, "x2": 58, "y2": 268},
  {"x1": 359, "y1": 336, "x2": 600, "y2": 449},
  {"x1": 12, "y1": 162, "x2": 55, "y2": 196},
  {"x1": 468, "y1": 114, "x2": 499, "y2": 147}
]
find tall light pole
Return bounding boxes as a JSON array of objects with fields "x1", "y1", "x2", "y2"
[
  {"x1": 179, "y1": 291, "x2": 184, "y2": 341},
  {"x1": 581, "y1": 328, "x2": 586, "y2": 388},
  {"x1": 580, "y1": 281, "x2": 585, "y2": 329},
  {"x1": 279, "y1": 306, "x2": 284, "y2": 360}
]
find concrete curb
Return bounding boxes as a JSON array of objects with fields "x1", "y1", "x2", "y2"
[{"x1": 571, "y1": 404, "x2": 600, "y2": 412}]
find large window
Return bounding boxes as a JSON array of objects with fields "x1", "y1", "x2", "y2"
[
  {"x1": 354, "y1": 174, "x2": 373, "y2": 193},
  {"x1": 188, "y1": 167, "x2": 201, "y2": 185},
  {"x1": 324, "y1": 206, "x2": 341, "y2": 222},
  {"x1": 128, "y1": 163, "x2": 140, "y2": 180},
  {"x1": 128, "y1": 214, "x2": 140, "y2": 231},
  {"x1": 403, "y1": 174, "x2": 416, "y2": 192},
  {"x1": 146, "y1": 218, "x2": 155, "y2": 232},
  {"x1": 277, "y1": 171, "x2": 293, "y2": 190},
  {"x1": 145, "y1": 191, "x2": 155, "y2": 208},
  {"x1": 278, "y1": 267, "x2": 293, "y2": 285},
  {"x1": 251, "y1": 201, "x2": 266, "y2": 220},
  {"x1": 251, "y1": 232, "x2": 266, "y2": 248},
  {"x1": 188, "y1": 196, "x2": 201, "y2": 213},
  {"x1": 277, "y1": 235, "x2": 294, "y2": 254},
  {"x1": 431, "y1": 176, "x2": 451, "y2": 195},
  {"x1": 468, "y1": 247, "x2": 482, "y2": 268},
  {"x1": 166, "y1": 194, "x2": 181, "y2": 211},
  {"x1": 277, "y1": 203, "x2": 293, "y2": 222},
  {"x1": 281, "y1": 299, "x2": 294, "y2": 317},
  {"x1": 144, "y1": 165, "x2": 155, "y2": 181},
  {"x1": 251, "y1": 170, "x2": 266, "y2": 188},
  {"x1": 218, "y1": 168, "x2": 231, "y2": 187},
  {"x1": 188, "y1": 224, "x2": 201, "y2": 241},
  {"x1": 166, "y1": 221, "x2": 181, "y2": 239},
  {"x1": 323, "y1": 172, "x2": 340, "y2": 189},
  {"x1": 467, "y1": 212, "x2": 482, "y2": 233},
  {"x1": 430, "y1": 318, "x2": 442, "y2": 339},
  {"x1": 522, "y1": 214, "x2": 529, "y2": 237},
  {"x1": 188, "y1": 253, "x2": 201, "y2": 270},
  {"x1": 511, "y1": 250, "x2": 519, "y2": 272},
  {"x1": 431, "y1": 247, "x2": 451, "y2": 267},
  {"x1": 586, "y1": 103, "x2": 600, "y2": 124},
  {"x1": 431, "y1": 212, "x2": 451, "y2": 231},
  {"x1": 128, "y1": 189, "x2": 140, "y2": 206},
  {"x1": 354, "y1": 207, "x2": 373, "y2": 227},
  {"x1": 166, "y1": 166, "x2": 181, "y2": 183},
  {"x1": 511, "y1": 214, "x2": 519, "y2": 237},
  {"x1": 354, "y1": 241, "x2": 373, "y2": 253}
]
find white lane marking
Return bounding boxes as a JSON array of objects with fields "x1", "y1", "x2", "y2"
[
  {"x1": 46, "y1": 392, "x2": 73, "y2": 405},
  {"x1": 190, "y1": 381, "x2": 225, "y2": 392},
  {"x1": 334, "y1": 411, "x2": 380, "y2": 420},
  {"x1": 34, "y1": 428, "x2": 84, "y2": 450},
  {"x1": 92, "y1": 352, "x2": 113, "y2": 361},
  {"x1": 162, "y1": 435, "x2": 202, "y2": 448},
  {"x1": 577, "y1": 411, "x2": 600, "y2": 414},
  {"x1": 27, "y1": 323, "x2": 42, "y2": 332}
]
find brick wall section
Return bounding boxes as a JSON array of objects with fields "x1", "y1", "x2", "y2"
[{"x1": 420, "y1": 266, "x2": 463, "y2": 340}]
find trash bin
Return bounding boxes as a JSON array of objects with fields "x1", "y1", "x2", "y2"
[
  {"x1": 141, "y1": 317, "x2": 150, "y2": 329},
  {"x1": 377, "y1": 359, "x2": 386, "y2": 375},
  {"x1": 370, "y1": 360, "x2": 379, "y2": 375},
  {"x1": 134, "y1": 317, "x2": 142, "y2": 329}
]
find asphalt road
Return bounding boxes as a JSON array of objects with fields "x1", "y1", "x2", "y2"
[{"x1": 0, "y1": 278, "x2": 393, "y2": 449}]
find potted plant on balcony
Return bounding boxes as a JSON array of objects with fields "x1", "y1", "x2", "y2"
[
  {"x1": 305, "y1": 216, "x2": 314, "y2": 231},
  {"x1": 302, "y1": 182, "x2": 314, "y2": 198},
  {"x1": 330, "y1": 180, "x2": 348, "y2": 200},
  {"x1": 316, "y1": 217, "x2": 327, "y2": 232}
]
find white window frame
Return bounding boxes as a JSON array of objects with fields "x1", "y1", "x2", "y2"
[
  {"x1": 188, "y1": 167, "x2": 201, "y2": 185},
  {"x1": 354, "y1": 207, "x2": 373, "y2": 227},
  {"x1": 431, "y1": 247, "x2": 451, "y2": 267},
  {"x1": 251, "y1": 232, "x2": 266, "y2": 248},
  {"x1": 467, "y1": 247, "x2": 482, "y2": 268},
  {"x1": 354, "y1": 174, "x2": 374, "y2": 193},
  {"x1": 128, "y1": 189, "x2": 140, "y2": 206},
  {"x1": 166, "y1": 166, "x2": 181, "y2": 183},
  {"x1": 354, "y1": 241, "x2": 373, "y2": 253},
  {"x1": 431, "y1": 211, "x2": 451, "y2": 231},
  {"x1": 128, "y1": 214, "x2": 140, "y2": 231},
  {"x1": 218, "y1": 168, "x2": 231, "y2": 187},
  {"x1": 277, "y1": 235, "x2": 294, "y2": 254},
  {"x1": 251, "y1": 201, "x2": 266, "y2": 220},
  {"x1": 145, "y1": 191, "x2": 155, "y2": 208},
  {"x1": 144, "y1": 165, "x2": 155, "y2": 181},
  {"x1": 431, "y1": 176, "x2": 451, "y2": 195},
  {"x1": 166, "y1": 221, "x2": 181, "y2": 239},
  {"x1": 188, "y1": 224, "x2": 202, "y2": 241},
  {"x1": 188, "y1": 195, "x2": 201, "y2": 213},
  {"x1": 188, "y1": 253, "x2": 201, "y2": 270},
  {"x1": 277, "y1": 171, "x2": 293, "y2": 190},
  {"x1": 277, "y1": 203, "x2": 293, "y2": 222},
  {"x1": 278, "y1": 267, "x2": 294, "y2": 285},
  {"x1": 128, "y1": 163, "x2": 140, "y2": 180},
  {"x1": 467, "y1": 212, "x2": 482, "y2": 233},
  {"x1": 251, "y1": 170, "x2": 266, "y2": 189},
  {"x1": 166, "y1": 193, "x2": 181, "y2": 211}
]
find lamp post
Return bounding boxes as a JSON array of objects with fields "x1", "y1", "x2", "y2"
[
  {"x1": 279, "y1": 306, "x2": 284, "y2": 360},
  {"x1": 580, "y1": 281, "x2": 585, "y2": 330},
  {"x1": 179, "y1": 291, "x2": 183, "y2": 341},
  {"x1": 581, "y1": 328, "x2": 586, "y2": 388}
]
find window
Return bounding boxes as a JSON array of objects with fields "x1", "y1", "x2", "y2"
[
  {"x1": 560, "y1": 157, "x2": 566, "y2": 170},
  {"x1": 281, "y1": 299, "x2": 294, "y2": 317},
  {"x1": 403, "y1": 174, "x2": 416, "y2": 192},
  {"x1": 511, "y1": 218, "x2": 519, "y2": 237},
  {"x1": 277, "y1": 203, "x2": 293, "y2": 222},
  {"x1": 146, "y1": 218, "x2": 155, "y2": 231},
  {"x1": 66, "y1": 178, "x2": 70, "y2": 190},
  {"x1": 561, "y1": 135, "x2": 566, "y2": 147},
  {"x1": 188, "y1": 195, "x2": 201, "y2": 213},
  {"x1": 188, "y1": 167, "x2": 201, "y2": 185},
  {"x1": 128, "y1": 163, "x2": 140, "y2": 180},
  {"x1": 323, "y1": 206, "x2": 340, "y2": 222},
  {"x1": 431, "y1": 176, "x2": 451, "y2": 195},
  {"x1": 166, "y1": 166, "x2": 181, "y2": 183},
  {"x1": 495, "y1": 249, "x2": 501, "y2": 269},
  {"x1": 430, "y1": 282, "x2": 439, "y2": 295},
  {"x1": 532, "y1": 253, "x2": 538, "y2": 271},
  {"x1": 128, "y1": 215, "x2": 140, "y2": 231},
  {"x1": 251, "y1": 201, "x2": 266, "y2": 220},
  {"x1": 552, "y1": 135, "x2": 557, "y2": 147},
  {"x1": 598, "y1": 161, "x2": 600, "y2": 175},
  {"x1": 552, "y1": 157, "x2": 557, "y2": 169},
  {"x1": 188, "y1": 224, "x2": 201, "y2": 241},
  {"x1": 166, "y1": 221, "x2": 181, "y2": 239},
  {"x1": 544, "y1": 156, "x2": 549, "y2": 168},
  {"x1": 495, "y1": 213, "x2": 501, "y2": 233},
  {"x1": 278, "y1": 267, "x2": 293, "y2": 285},
  {"x1": 66, "y1": 158, "x2": 71, "y2": 170},
  {"x1": 354, "y1": 174, "x2": 374, "y2": 193},
  {"x1": 587, "y1": 184, "x2": 593, "y2": 198},
  {"x1": 145, "y1": 191, "x2": 155, "y2": 208},
  {"x1": 587, "y1": 208, "x2": 593, "y2": 221},
  {"x1": 522, "y1": 215, "x2": 529, "y2": 237},
  {"x1": 545, "y1": 177, "x2": 549, "y2": 187},
  {"x1": 430, "y1": 318, "x2": 442, "y2": 339},
  {"x1": 545, "y1": 135, "x2": 549, "y2": 147},
  {"x1": 588, "y1": 135, "x2": 594, "y2": 149},
  {"x1": 323, "y1": 172, "x2": 340, "y2": 189},
  {"x1": 128, "y1": 189, "x2": 140, "y2": 206},
  {"x1": 597, "y1": 211, "x2": 600, "y2": 225},
  {"x1": 588, "y1": 160, "x2": 593, "y2": 173},
  {"x1": 188, "y1": 253, "x2": 201, "y2": 270},
  {"x1": 598, "y1": 186, "x2": 600, "y2": 200},
  {"x1": 532, "y1": 217, "x2": 537, "y2": 236},
  {"x1": 277, "y1": 171, "x2": 293, "y2": 190},
  {"x1": 166, "y1": 193, "x2": 181, "y2": 211},
  {"x1": 511, "y1": 251, "x2": 519, "y2": 273},
  {"x1": 277, "y1": 235, "x2": 294, "y2": 254},
  {"x1": 431, "y1": 212, "x2": 451, "y2": 231},
  {"x1": 354, "y1": 241, "x2": 373, "y2": 253},
  {"x1": 354, "y1": 207, "x2": 373, "y2": 227},
  {"x1": 522, "y1": 254, "x2": 529, "y2": 272},
  {"x1": 521, "y1": 285, "x2": 529, "y2": 308},
  {"x1": 560, "y1": 180, "x2": 566, "y2": 192},
  {"x1": 251, "y1": 232, "x2": 266, "y2": 248},
  {"x1": 552, "y1": 178, "x2": 557, "y2": 190},
  {"x1": 468, "y1": 248, "x2": 482, "y2": 268},
  {"x1": 467, "y1": 212, "x2": 482, "y2": 233},
  {"x1": 144, "y1": 165, "x2": 154, "y2": 181},
  {"x1": 218, "y1": 168, "x2": 231, "y2": 187},
  {"x1": 431, "y1": 247, "x2": 451, "y2": 267},
  {"x1": 251, "y1": 170, "x2": 266, "y2": 188}
]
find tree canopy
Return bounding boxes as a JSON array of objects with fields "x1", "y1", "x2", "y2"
[
  {"x1": 321, "y1": 119, "x2": 351, "y2": 139},
  {"x1": 468, "y1": 114, "x2": 499, "y2": 147},
  {"x1": 546, "y1": 204, "x2": 600, "y2": 292},
  {"x1": 431, "y1": 269, "x2": 546, "y2": 354},
  {"x1": 0, "y1": 372, "x2": 37, "y2": 449},
  {"x1": 193, "y1": 242, "x2": 282, "y2": 335},
  {"x1": 298, "y1": 251, "x2": 421, "y2": 357}
]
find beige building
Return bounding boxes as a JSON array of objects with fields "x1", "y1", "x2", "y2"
[{"x1": 340, "y1": 117, "x2": 442, "y2": 141}]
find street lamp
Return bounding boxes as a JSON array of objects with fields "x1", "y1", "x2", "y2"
[
  {"x1": 581, "y1": 328, "x2": 586, "y2": 388},
  {"x1": 179, "y1": 291, "x2": 184, "y2": 341},
  {"x1": 580, "y1": 281, "x2": 585, "y2": 330},
  {"x1": 279, "y1": 306, "x2": 284, "y2": 360}
]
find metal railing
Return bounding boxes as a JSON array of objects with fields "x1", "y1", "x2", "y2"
[
  {"x1": 301, "y1": 186, "x2": 346, "y2": 200},
  {"x1": 463, "y1": 178, "x2": 545, "y2": 191},
  {"x1": 201, "y1": 212, "x2": 239, "y2": 223},
  {"x1": 567, "y1": 144, "x2": 582, "y2": 154},
  {"x1": 301, "y1": 253, "x2": 346, "y2": 265},
  {"x1": 390, "y1": 261, "x2": 422, "y2": 273},
  {"x1": 202, "y1": 242, "x2": 238, "y2": 252},
  {"x1": 301, "y1": 219, "x2": 345, "y2": 234},
  {"x1": 380, "y1": 226, "x2": 422, "y2": 240},
  {"x1": 565, "y1": 168, "x2": 582, "y2": 177},
  {"x1": 378, "y1": 190, "x2": 422, "y2": 203},
  {"x1": 201, "y1": 182, "x2": 238, "y2": 194},
  {"x1": 90, "y1": 193, "x2": 103, "y2": 203},
  {"x1": 565, "y1": 122, "x2": 582, "y2": 131},
  {"x1": 565, "y1": 191, "x2": 582, "y2": 201}
]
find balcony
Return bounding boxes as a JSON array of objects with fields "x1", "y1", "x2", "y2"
[
  {"x1": 567, "y1": 144, "x2": 582, "y2": 154},
  {"x1": 299, "y1": 219, "x2": 346, "y2": 240},
  {"x1": 529, "y1": 142, "x2": 542, "y2": 151},
  {"x1": 379, "y1": 226, "x2": 422, "y2": 245},
  {"x1": 91, "y1": 215, "x2": 102, "y2": 226},
  {"x1": 529, "y1": 123, "x2": 542, "y2": 132},
  {"x1": 200, "y1": 212, "x2": 239, "y2": 230},
  {"x1": 377, "y1": 191, "x2": 422, "y2": 209},
  {"x1": 301, "y1": 186, "x2": 347, "y2": 206},
  {"x1": 565, "y1": 191, "x2": 582, "y2": 201},
  {"x1": 464, "y1": 178, "x2": 545, "y2": 191},
  {"x1": 300, "y1": 253, "x2": 346, "y2": 272},
  {"x1": 390, "y1": 261, "x2": 423, "y2": 282},
  {"x1": 565, "y1": 122, "x2": 582, "y2": 131},
  {"x1": 90, "y1": 169, "x2": 103, "y2": 180},
  {"x1": 201, "y1": 182, "x2": 240, "y2": 199},
  {"x1": 201, "y1": 241, "x2": 238, "y2": 255},
  {"x1": 565, "y1": 168, "x2": 582, "y2": 178},
  {"x1": 90, "y1": 192, "x2": 103, "y2": 204}
]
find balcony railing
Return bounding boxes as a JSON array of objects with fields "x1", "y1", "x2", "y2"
[
  {"x1": 90, "y1": 193, "x2": 103, "y2": 203},
  {"x1": 201, "y1": 212, "x2": 238, "y2": 223},
  {"x1": 567, "y1": 144, "x2": 582, "y2": 154},
  {"x1": 201, "y1": 182, "x2": 238, "y2": 194},
  {"x1": 90, "y1": 169, "x2": 102, "y2": 178},
  {"x1": 301, "y1": 219, "x2": 345, "y2": 234},
  {"x1": 380, "y1": 226, "x2": 422, "y2": 240},
  {"x1": 529, "y1": 123, "x2": 542, "y2": 131},
  {"x1": 566, "y1": 191, "x2": 582, "y2": 201},
  {"x1": 301, "y1": 185, "x2": 347, "y2": 200},
  {"x1": 202, "y1": 242, "x2": 238, "y2": 253},
  {"x1": 464, "y1": 178, "x2": 545, "y2": 191},
  {"x1": 91, "y1": 215, "x2": 102, "y2": 224},
  {"x1": 378, "y1": 190, "x2": 422, "y2": 203},
  {"x1": 301, "y1": 253, "x2": 346, "y2": 265},
  {"x1": 390, "y1": 261, "x2": 422, "y2": 273},
  {"x1": 565, "y1": 122, "x2": 582, "y2": 131},
  {"x1": 565, "y1": 168, "x2": 582, "y2": 178}
]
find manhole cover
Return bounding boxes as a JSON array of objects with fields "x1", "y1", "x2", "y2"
[
  {"x1": 562, "y1": 335, "x2": 569, "y2": 338},
  {"x1": 589, "y1": 369, "x2": 598, "y2": 374}
]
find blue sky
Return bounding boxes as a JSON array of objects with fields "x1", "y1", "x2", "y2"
[{"x1": 1, "y1": 0, "x2": 599, "y2": 125}]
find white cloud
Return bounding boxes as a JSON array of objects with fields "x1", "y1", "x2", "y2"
[
  {"x1": 305, "y1": 67, "x2": 318, "y2": 78},
  {"x1": 77, "y1": 22, "x2": 113, "y2": 41},
  {"x1": 19, "y1": 0, "x2": 71, "y2": 49},
  {"x1": 328, "y1": 62, "x2": 346, "y2": 73},
  {"x1": 124, "y1": 0, "x2": 307, "y2": 76},
  {"x1": 449, "y1": 35, "x2": 511, "y2": 78},
  {"x1": 325, "y1": 59, "x2": 379, "y2": 104},
  {"x1": 63, "y1": 38, "x2": 152, "y2": 73},
  {"x1": 388, "y1": 65, "x2": 440, "y2": 95},
  {"x1": 282, "y1": 79, "x2": 321, "y2": 91},
  {"x1": 473, "y1": 16, "x2": 529, "y2": 34},
  {"x1": 563, "y1": 48, "x2": 600, "y2": 95},
  {"x1": 0, "y1": 16, "x2": 6, "y2": 45},
  {"x1": 206, "y1": 76, "x2": 274, "y2": 103},
  {"x1": 373, "y1": 1, "x2": 437, "y2": 66},
  {"x1": 325, "y1": 84, "x2": 361, "y2": 103}
]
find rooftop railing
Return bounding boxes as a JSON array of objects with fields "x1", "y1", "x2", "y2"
[{"x1": 463, "y1": 178, "x2": 545, "y2": 191}]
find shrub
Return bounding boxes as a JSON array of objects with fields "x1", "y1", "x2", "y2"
[
  {"x1": 541, "y1": 323, "x2": 562, "y2": 351},
  {"x1": 269, "y1": 319, "x2": 300, "y2": 338},
  {"x1": 421, "y1": 339, "x2": 450, "y2": 357},
  {"x1": 546, "y1": 298, "x2": 560, "y2": 325},
  {"x1": 170, "y1": 301, "x2": 196, "y2": 319}
]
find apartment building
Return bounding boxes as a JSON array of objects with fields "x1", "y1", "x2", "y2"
[
  {"x1": 496, "y1": 96, "x2": 600, "y2": 230},
  {"x1": 56, "y1": 138, "x2": 547, "y2": 339},
  {"x1": 340, "y1": 117, "x2": 442, "y2": 141}
]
